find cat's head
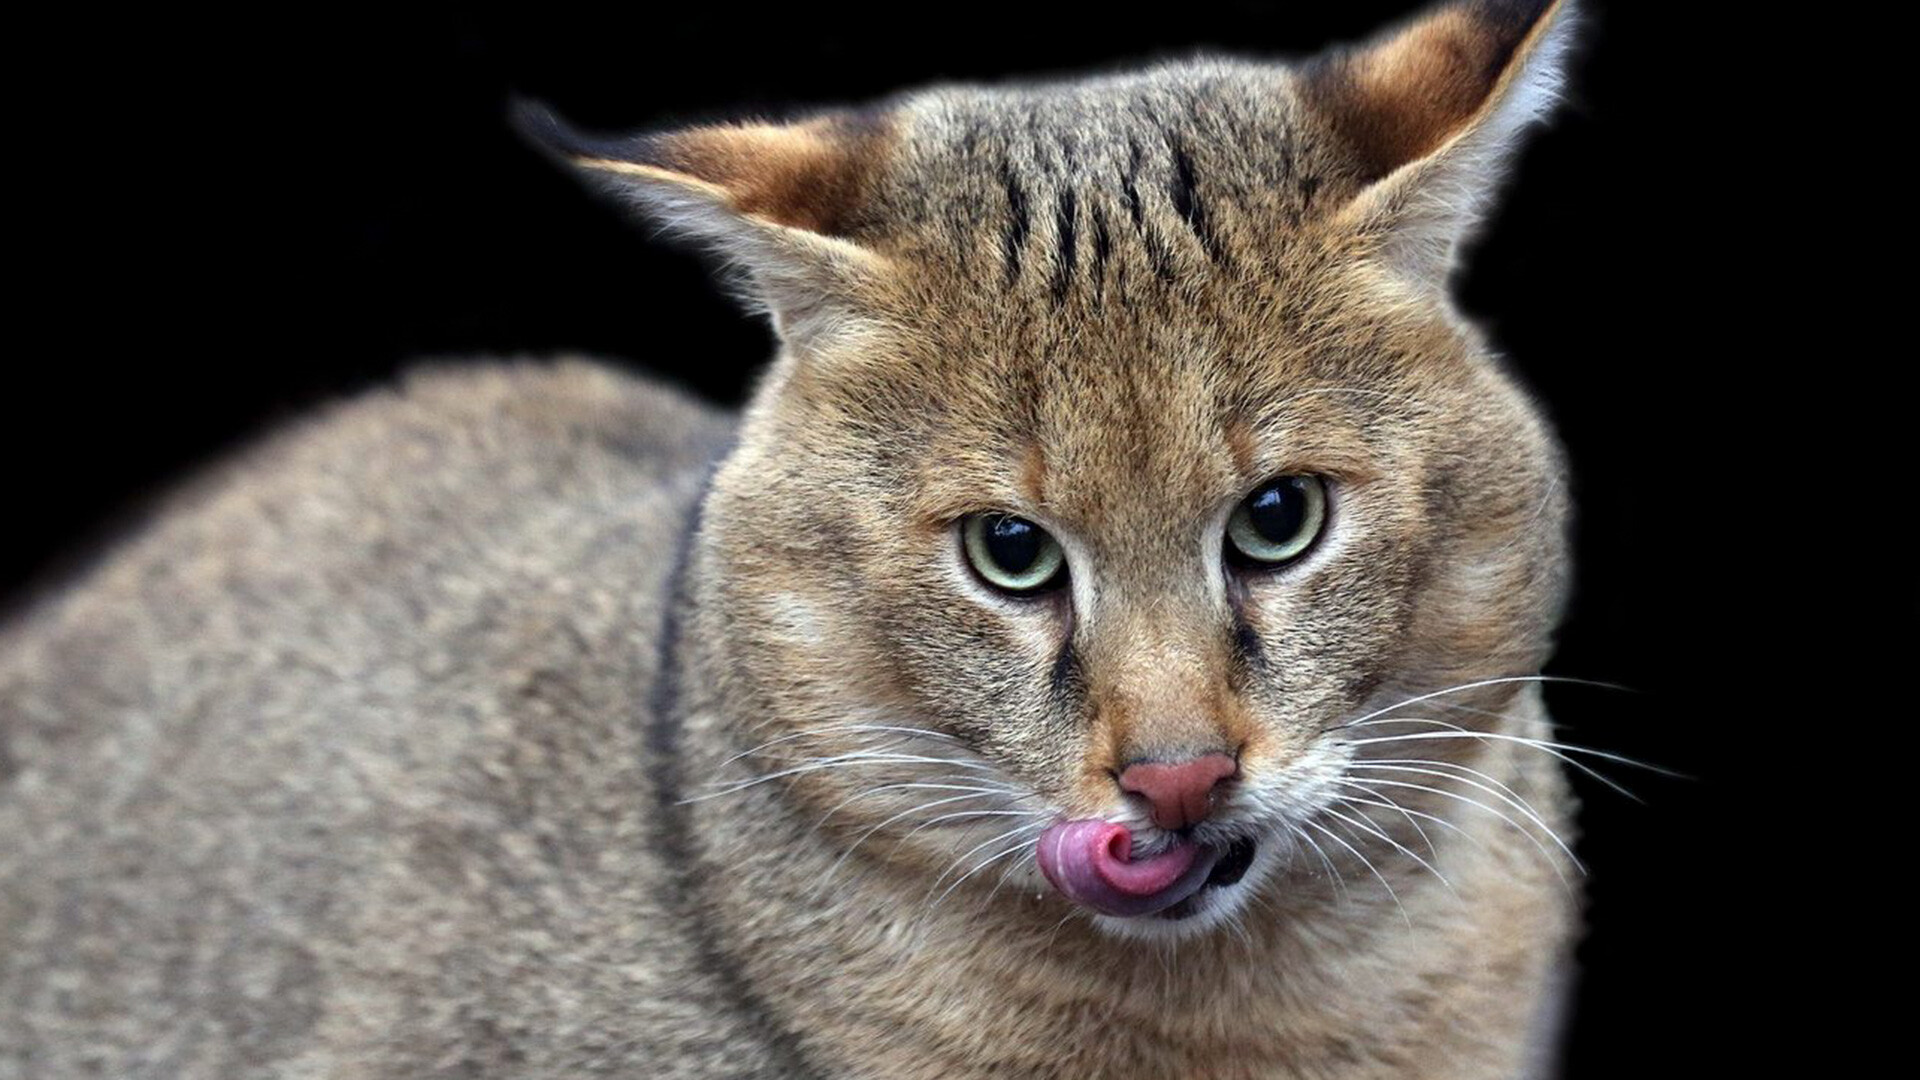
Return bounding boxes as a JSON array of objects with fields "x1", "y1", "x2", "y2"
[{"x1": 530, "y1": 0, "x2": 1576, "y2": 938}]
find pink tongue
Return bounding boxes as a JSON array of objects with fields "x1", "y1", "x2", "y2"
[{"x1": 1036, "y1": 819, "x2": 1222, "y2": 918}]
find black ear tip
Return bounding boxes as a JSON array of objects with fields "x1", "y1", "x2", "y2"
[
  {"x1": 508, "y1": 97, "x2": 583, "y2": 158},
  {"x1": 508, "y1": 97, "x2": 663, "y2": 169}
]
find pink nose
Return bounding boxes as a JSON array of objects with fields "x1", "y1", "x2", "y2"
[{"x1": 1117, "y1": 754, "x2": 1239, "y2": 831}]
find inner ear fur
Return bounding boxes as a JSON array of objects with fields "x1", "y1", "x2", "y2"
[{"x1": 518, "y1": 105, "x2": 895, "y2": 238}]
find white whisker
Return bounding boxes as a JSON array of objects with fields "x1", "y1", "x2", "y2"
[
  {"x1": 683, "y1": 750, "x2": 999, "y2": 803},
  {"x1": 927, "y1": 824, "x2": 1046, "y2": 909},
  {"x1": 817, "y1": 792, "x2": 1012, "y2": 882},
  {"x1": 1344, "y1": 725, "x2": 1675, "y2": 795},
  {"x1": 1322, "y1": 803, "x2": 1457, "y2": 898},
  {"x1": 1345, "y1": 761, "x2": 1578, "y2": 867},
  {"x1": 1341, "y1": 774, "x2": 1578, "y2": 888},
  {"x1": 1304, "y1": 817, "x2": 1411, "y2": 930},
  {"x1": 1335, "y1": 780, "x2": 1481, "y2": 853},
  {"x1": 717, "y1": 722, "x2": 961, "y2": 769},
  {"x1": 1332, "y1": 790, "x2": 1436, "y2": 860},
  {"x1": 1285, "y1": 821, "x2": 1348, "y2": 904},
  {"x1": 1334, "y1": 675, "x2": 1628, "y2": 732},
  {"x1": 812, "y1": 779, "x2": 1019, "y2": 831}
]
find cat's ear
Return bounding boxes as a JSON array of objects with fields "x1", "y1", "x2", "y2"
[
  {"x1": 514, "y1": 102, "x2": 896, "y2": 349},
  {"x1": 1302, "y1": 0, "x2": 1576, "y2": 288}
]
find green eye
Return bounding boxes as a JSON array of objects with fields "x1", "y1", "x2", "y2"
[
  {"x1": 962, "y1": 513, "x2": 1067, "y2": 595},
  {"x1": 1225, "y1": 475, "x2": 1328, "y2": 568}
]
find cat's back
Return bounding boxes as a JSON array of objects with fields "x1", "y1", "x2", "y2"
[{"x1": 0, "y1": 360, "x2": 768, "y2": 1077}]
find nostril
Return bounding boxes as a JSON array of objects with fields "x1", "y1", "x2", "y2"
[{"x1": 1116, "y1": 753, "x2": 1240, "y2": 831}]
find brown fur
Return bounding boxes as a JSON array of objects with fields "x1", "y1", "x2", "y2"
[
  {"x1": 4, "y1": 2, "x2": 1583, "y2": 1076},
  {"x1": 578, "y1": 113, "x2": 897, "y2": 236},
  {"x1": 1305, "y1": 0, "x2": 1566, "y2": 181}
]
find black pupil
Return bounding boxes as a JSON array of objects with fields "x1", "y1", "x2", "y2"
[
  {"x1": 985, "y1": 516, "x2": 1043, "y2": 575},
  {"x1": 1247, "y1": 480, "x2": 1308, "y2": 544}
]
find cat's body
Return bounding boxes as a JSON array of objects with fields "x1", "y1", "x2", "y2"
[
  {"x1": 0, "y1": 364, "x2": 753, "y2": 1076},
  {"x1": 0, "y1": 361, "x2": 1570, "y2": 1079},
  {"x1": 4, "y1": 3, "x2": 1585, "y2": 1077}
]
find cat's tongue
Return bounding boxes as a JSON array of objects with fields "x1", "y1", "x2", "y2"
[{"x1": 1036, "y1": 819, "x2": 1223, "y2": 918}]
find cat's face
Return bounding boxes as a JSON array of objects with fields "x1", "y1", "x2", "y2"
[
  {"x1": 535, "y1": 0, "x2": 1574, "y2": 937},
  {"x1": 708, "y1": 221, "x2": 1564, "y2": 934}
]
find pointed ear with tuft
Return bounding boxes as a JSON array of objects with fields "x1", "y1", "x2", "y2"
[
  {"x1": 1302, "y1": 0, "x2": 1576, "y2": 289},
  {"x1": 513, "y1": 101, "x2": 898, "y2": 349}
]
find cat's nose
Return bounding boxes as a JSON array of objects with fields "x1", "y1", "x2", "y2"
[{"x1": 1117, "y1": 753, "x2": 1239, "y2": 831}]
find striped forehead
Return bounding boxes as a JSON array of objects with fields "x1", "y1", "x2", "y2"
[{"x1": 881, "y1": 67, "x2": 1329, "y2": 305}]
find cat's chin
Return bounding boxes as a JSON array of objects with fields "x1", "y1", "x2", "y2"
[{"x1": 1086, "y1": 833, "x2": 1280, "y2": 943}]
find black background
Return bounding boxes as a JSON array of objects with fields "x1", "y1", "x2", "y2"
[{"x1": 14, "y1": 2, "x2": 1812, "y2": 1074}]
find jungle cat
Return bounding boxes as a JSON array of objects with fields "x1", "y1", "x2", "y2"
[{"x1": 1, "y1": 1, "x2": 1586, "y2": 1076}]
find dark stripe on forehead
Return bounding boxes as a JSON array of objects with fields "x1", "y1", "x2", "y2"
[
  {"x1": 1121, "y1": 138, "x2": 1145, "y2": 229},
  {"x1": 1089, "y1": 202, "x2": 1112, "y2": 305},
  {"x1": 1170, "y1": 141, "x2": 1225, "y2": 265},
  {"x1": 967, "y1": 90, "x2": 1265, "y2": 303},
  {"x1": 1002, "y1": 165, "x2": 1030, "y2": 289},
  {"x1": 1051, "y1": 189, "x2": 1078, "y2": 304}
]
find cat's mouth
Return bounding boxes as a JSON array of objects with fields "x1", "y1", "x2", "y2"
[
  {"x1": 1151, "y1": 836, "x2": 1258, "y2": 921},
  {"x1": 1035, "y1": 820, "x2": 1260, "y2": 920}
]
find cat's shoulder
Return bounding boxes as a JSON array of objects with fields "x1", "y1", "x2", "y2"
[
  {"x1": 278, "y1": 356, "x2": 735, "y2": 496},
  {"x1": 10, "y1": 356, "x2": 729, "y2": 609},
  {"x1": 0, "y1": 361, "x2": 752, "y2": 1075},
  {"x1": 1, "y1": 356, "x2": 732, "y2": 783}
]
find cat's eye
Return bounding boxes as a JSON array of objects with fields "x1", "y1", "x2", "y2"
[
  {"x1": 1225, "y1": 475, "x2": 1328, "y2": 568},
  {"x1": 962, "y1": 513, "x2": 1067, "y2": 595}
]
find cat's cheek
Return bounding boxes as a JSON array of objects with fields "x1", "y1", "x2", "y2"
[
  {"x1": 1227, "y1": 522, "x2": 1424, "y2": 740},
  {"x1": 858, "y1": 567, "x2": 1061, "y2": 742}
]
